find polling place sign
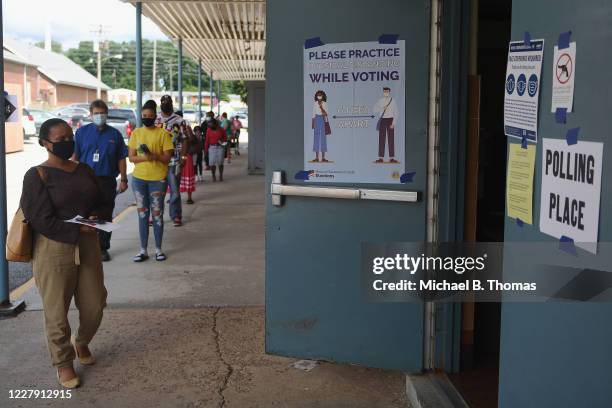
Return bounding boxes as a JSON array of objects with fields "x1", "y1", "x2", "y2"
[{"x1": 539, "y1": 138, "x2": 603, "y2": 253}]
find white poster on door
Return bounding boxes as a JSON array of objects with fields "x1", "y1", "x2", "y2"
[
  {"x1": 551, "y1": 42, "x2": 576, "y2": 112},
  {"x1": 504, "y1": 39, "x2": 544, "y2": 143},
  {"x1": 539, "y1": 138, "x2": 603, "y2": 253},
  {"x1": 303, "y1": 40, "x2": 406, "y2": 183}
]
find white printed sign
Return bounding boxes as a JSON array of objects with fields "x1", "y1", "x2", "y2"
[
  {"x1": 551, "y1": 42, "x2": 576, "y2": 113},
  {"x1": 504, "y1": 39, "x2": 544, "y2": 143},
  {"x1": 303, "y1": 40, "x2": 406, "y2": 183},
  {"x1": 539, "y1": 138, "x2": 603, "y2": 253}
]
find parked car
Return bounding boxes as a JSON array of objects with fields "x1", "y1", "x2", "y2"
[
  {"x1": 28, "y1": 109, "x2": 59, "y2": 135},
  {"x1": 182, "y1": 109, "x2": 198, "y2": 125},
  {"x1": 64, "y1": 103, "x2": 92, "y2": 111},
  {"x1": 108, "y1": 108, "x2": 137, "y2": 139},
  {"x1": 21, "y1": 108, "x2": 37, "y2": 139},
  {"x1": 54, "y1": 106, "x2": 90, "y2": 119},
  {"x1": 53, "y1": 106, "x2": 91, "y2": 132}
]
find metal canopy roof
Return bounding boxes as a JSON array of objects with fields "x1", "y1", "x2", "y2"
[{"x1": 125, "y1": 0, "x2": 266, "y2": 81}]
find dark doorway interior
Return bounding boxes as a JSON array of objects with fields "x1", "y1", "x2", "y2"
[{"x1": 448, "y1": 1, "x2": 511, "y2": 407}]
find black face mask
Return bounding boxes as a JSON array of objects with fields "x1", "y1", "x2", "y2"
[
  {"x1": 142, "y1": 117, "x2": 156, "y2": 127},
  {"x1": 46, "y1": 140, "x2": 75, "y2": 161},
  {"x1": 160, "y1": 102, "x2": 173, "y2": 114}
]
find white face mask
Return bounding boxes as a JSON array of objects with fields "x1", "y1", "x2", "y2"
[
  {"x1": 92, "y1": 113, "x2": 108, "y2": 126},
  {"x1": 317, "y1": 96, "x2": 323, "y2": 100}
]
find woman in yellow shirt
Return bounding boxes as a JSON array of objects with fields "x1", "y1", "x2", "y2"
[{"x1": 128, "y1": 100, "x2": 174, "y2": 262}]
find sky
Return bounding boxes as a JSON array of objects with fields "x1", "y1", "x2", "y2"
[{"x1": 3, "y1": 0, "x2": 168, "y2": 49}]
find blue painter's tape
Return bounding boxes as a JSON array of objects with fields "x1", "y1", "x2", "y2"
[
  {"x1": 559, "y1": 235, "x2": 578, "y2": 256},
  {"x1": 400, "y1": 172, "x2": 416, "y2": 184},
  {"x1": 521, "y1": 136, "x2": 528, "y2": 149},
  {"x1": 304, "y1": 37, "x2": 325, "y2": 49},
  {"x1": 378, "y1": 34, "x2": 399, "y2": 44},
  {"x1": 295, "y1": 170, "x2": 310, "y2": 180},
  {"x1": 523, "y1": 31, "x2": 531, "y2": 46},
  {"x1": 555, "y1": 107, "x2": 567, "y2": 124},
  {"x1": 516, "y1": 218, "x2": 524, "y2": 227},
  {"x1": 566, "y1": 127, "x2": 580, "y2": 145},
  {"x1": 558, "y1": 31, "x2": 572, "y2": 50}
]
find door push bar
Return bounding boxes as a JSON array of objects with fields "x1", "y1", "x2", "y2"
[{"x1": 271, "y1": 170, "x2": 420, "y2": 206}]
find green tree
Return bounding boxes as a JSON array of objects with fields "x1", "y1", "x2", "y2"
[
  {"x1": 34, "y1": 40, "x2": 63, "y2": 53},
  {"x1": 62, "y1": 39, "x2": 245, "y2": 105},
  {"x1": 228, "y1": 81, "x2": 248, "y2": 103}
]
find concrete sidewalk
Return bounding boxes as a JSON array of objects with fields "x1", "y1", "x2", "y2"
[{"x1": 1, "y1": 150, "x2": 409, "y2": 408}]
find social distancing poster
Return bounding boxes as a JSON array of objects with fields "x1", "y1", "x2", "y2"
[
  {"x1": 539, "y1": 138, "x2": 603, "y2": 253},
  {"x1": 303, "y1": 40, "x2": 406, "y2": 183},
  {"x1": 504, "y1": 39, "x2": 544, "y2": 143}
]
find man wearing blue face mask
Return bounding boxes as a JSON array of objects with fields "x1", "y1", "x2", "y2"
[{"x1": 73, "y1": 99, "x2": 128, "y2": 261}]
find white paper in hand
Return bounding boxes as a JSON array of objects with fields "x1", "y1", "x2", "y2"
[{"x1": 65, "y1": 215, "x2": 120, "y2": 233}]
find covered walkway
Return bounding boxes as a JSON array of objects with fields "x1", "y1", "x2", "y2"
[{"x1": 0, "y1": 149, "x2": 408, "y2": 407}]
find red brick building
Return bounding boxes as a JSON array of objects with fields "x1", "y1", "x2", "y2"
[{"x1": 3, "y1": 38, "x2": 109, "y2": 152}]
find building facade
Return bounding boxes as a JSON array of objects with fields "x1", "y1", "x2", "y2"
[{"x1": 2, "y1": 38, "x2": 109, "y2": 152}]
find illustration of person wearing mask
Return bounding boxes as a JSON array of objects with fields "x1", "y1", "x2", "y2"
[
  {"x1": 373, "y1": 87, "x2": 399, "y2": 163},
  {"x1": 311, "y1": 90, "x2": 332, "y2": 163}
]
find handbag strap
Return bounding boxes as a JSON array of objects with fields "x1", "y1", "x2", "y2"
[
  {"x1": 35, "y1": 166, "x2": 47, "y2": 185},
  {"x1": 380, "y1": 97, "x2": 393, "y2": 118}
]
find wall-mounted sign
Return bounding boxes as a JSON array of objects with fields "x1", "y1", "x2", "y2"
[
  {"x1": 303, "y1": 40, "x2": 406, "y2": 183},
  {"x1": 4, "y1": 93, "x2": 18, "y2": 123},
  {"x1": 539, "y1": 137, "x2": 603, "y2": 253},
  {"x1": 551, "y1": 42, "x2": 576, "y2": 113},
  {"x1": 504, "y1": 39, "x2": 544, "y2": 143},
  {"x1": 506, "y1": 143, "x2": 536, "y2": 224}
]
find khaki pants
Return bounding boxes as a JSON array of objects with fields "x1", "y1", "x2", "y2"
[{"x1": 32, "y1": 231, "x2": 107, "y2": 368}]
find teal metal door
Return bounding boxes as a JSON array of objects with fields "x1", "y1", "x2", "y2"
[
  {"x1": 264, "y1": 0, "x2": 431, "y2": 372},
  {"x1": 500, "y1": 0, "x2": 612, "y2": 406}
]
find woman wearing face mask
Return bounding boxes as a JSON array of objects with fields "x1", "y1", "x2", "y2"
[
  {"x1": 204, "y1": 118, "x2": 227, "y2": 182},
  {"x1": 20, "y1": 118, "x2": 110, "y2": 388},
  {"x1": 311, "y1": 90, "x2": 331, "y2": 162},
  {"x1": 128, "y1": 100, "x2": 174, "y2": 262}
]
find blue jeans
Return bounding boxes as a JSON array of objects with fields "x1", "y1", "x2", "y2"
[
  {"x1": 132, "y1": 177, "x2": 167, "y2": 250},
  {"x1": 166, "y1": 166, "x2": 182, "y2": 220}
]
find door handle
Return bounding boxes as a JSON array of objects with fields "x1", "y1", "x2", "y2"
[{"x1": 271, "y1": 171, "x2": 419, "y2": 206}]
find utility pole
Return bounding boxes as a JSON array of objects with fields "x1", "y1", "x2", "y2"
[
  {"x1": 92, "y1": 24, "x2": 105, "y2": 99},
  {"x1": 152, "y1": 39, "x2": 157, "y2": 92},
  {"x1": 97, "y1": 46, "x2": 102, "y2": 97}
]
